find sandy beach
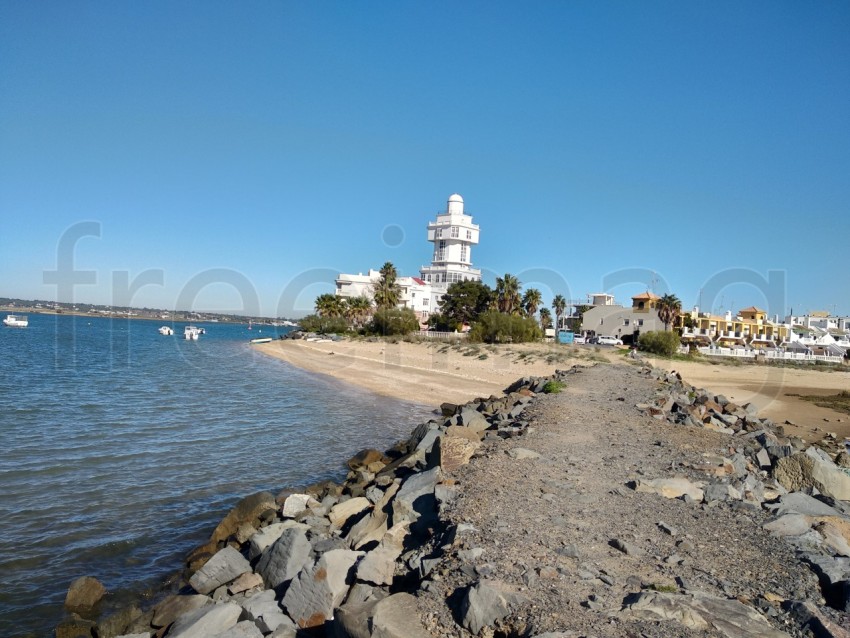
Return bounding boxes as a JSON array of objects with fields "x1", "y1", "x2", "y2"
[
  {"x1": 645, "y1": 356, "x2": 850, "y2": 440},
  {"x1": 254, "y1": 339, "x2": 613, "y2": 406},
  {"x1": 257, "y1": 338, "x2": 850, "y2": 441}
]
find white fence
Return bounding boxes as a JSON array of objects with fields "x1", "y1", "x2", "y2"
[
  {"x1": 413, "y1": 331, "x2": 468, "y2": 341},
  {"x1": 695, "y1": 346, "x2": 756, "y2": 358},
  {"x1": 763, "y1": 351, "x2": 843, "y2": 364},
  {"x1": 688, "y1": 345, "x2": 843, "y2": 364}
]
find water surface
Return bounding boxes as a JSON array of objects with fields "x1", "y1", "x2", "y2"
[{"x1": 0, "y1": 314, "x2": 431, "y2": 637}]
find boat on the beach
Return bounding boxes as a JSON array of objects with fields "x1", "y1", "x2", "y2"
[
  {"x1": 3, "y1": 314, "x2": 28, "y2": 328},
  {"x1": 250, "y1": 337, "x2": 273, "y2": 344},
  {"x1": 158, "y1": 326, "x2": 173, "y2": 336},
  {"x1": 184, "y1": 325, "x2": 201, "y2": 340}
]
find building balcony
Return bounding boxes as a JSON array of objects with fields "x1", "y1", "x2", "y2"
[
  {"x1": 681, "y1": 327, "x2": 713, "y2": 341},
  {"x1": 717, "y1": 331, "x2": 745, "y2": 341}
]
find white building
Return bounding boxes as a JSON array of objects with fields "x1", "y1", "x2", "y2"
[
  {"x1": 334, "y1": 270, "x2": 432, "y2": 321},
  {"x1": 335, "y1": 193, "x2": 481, "y2": 322},
  {"x1": 419, "y1": 193, "x2": 481, "y2": 310}
]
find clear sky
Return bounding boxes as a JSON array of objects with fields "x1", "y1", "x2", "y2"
[{"x1": 2, "y1": 2, "x2": 848, "y2": 318}]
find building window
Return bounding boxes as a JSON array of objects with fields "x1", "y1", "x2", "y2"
[
  {"x1": 466, "y1": 229, "x2": 472, "y2": 240},
  {"x1": 624, "y1": 319, "x2": 630, "y2": 326},
  {"x1": 451, "y1": 226, "x2": 459, "y2": 238},
  {"x1": 638, "y1": 319, "x2": 644, "y2": 326},
  {"x1": 460, "y1": 245, "x2": 467, "y2": 262}
]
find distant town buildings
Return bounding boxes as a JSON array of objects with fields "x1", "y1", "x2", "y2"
[
  {"x1": 679, "y1": 306, "x2": 790, "y2": 349},
  {"x1": 335, "y1": 193, "x2": 481, "y2": 322},
  {"x1": 580, "y1": 292, "x2": 664, "y2": 343}
]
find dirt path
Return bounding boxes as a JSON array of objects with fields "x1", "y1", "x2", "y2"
[{"x1": 417, "y1": 363, "x2": 819, "y2": 636}]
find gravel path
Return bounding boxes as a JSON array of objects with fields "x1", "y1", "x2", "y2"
[{"x1": 415, "y1": 363, "x2": 821, "y2": 637}]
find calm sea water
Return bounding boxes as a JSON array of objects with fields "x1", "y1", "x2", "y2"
[{"x1": 0, "y1": 314, "x2": 432, "y2": 638}]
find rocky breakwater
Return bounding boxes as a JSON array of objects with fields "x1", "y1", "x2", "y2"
[
  {"x1": 636, "y1": 366, "x2": 850, "y2": 635},
  {"x1": 57, "y1": 369, "x2": 566, "y2": 638}
]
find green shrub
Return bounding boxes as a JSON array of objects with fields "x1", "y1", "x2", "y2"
[
  {"x1": 298, "y1": 314, "x2": 349, "y2": 335},
  {"x1": 368, "y1": 307, "x2": 420, "y2": 336},
  {"x1": 541, "y1": 380, "x2": 565, "y2": 394},
  {"x1": 468, "y1": 311, "x2": 542, "y2": 344},
  {"x1": 638, "y1": 331, "x2": 681, "y2": 357}
]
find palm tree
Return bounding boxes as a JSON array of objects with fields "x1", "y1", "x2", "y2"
[
  {"x1": 495, "y1": 273, "x2": 522, "y2": 315},
  {"x1": 539, "y1": 307, "x2": 553, "y2": 331},
  {"x1": 552, "y1": 294, "x2": 566, "y2": 332},
  {"x1": 522, "y1": 288, "x2": 542, "y2": 318},
  {"x1": 315, "y1": 293, "x2": 346, "y2": 318},
  {"x1": 372, "y1": 262, "x2": 401, "y2": 310},
  {"x1": 656, "y1": 293, "x2": 682, "y2": 331},
  {"x1": 344, "y1": 295, "x2": 372, "y2": 329}
]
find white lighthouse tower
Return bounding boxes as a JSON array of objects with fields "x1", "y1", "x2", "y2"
[{"x1": 420, "y1": 193, "x2": 481, "y2": 310}]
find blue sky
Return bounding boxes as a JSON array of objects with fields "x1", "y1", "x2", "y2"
[{"x1": 2, "y1": 2, "x2": 848, "y2": 318}]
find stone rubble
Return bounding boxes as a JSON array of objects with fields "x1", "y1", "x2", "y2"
[{"x1": 59, "y1": 365, "x2": 850, "y2": 637}]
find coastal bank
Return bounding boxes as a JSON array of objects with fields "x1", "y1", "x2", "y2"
[{"x1": 57, "y1": 344, "x2": 850, "y2": 637}]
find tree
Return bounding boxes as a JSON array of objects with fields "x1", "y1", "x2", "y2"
[
  {"x1": 656, "y1": 294, "x2": 682, "y2": 331},
  {"x1": 372, "y1": 262, "x2": 402, "y2": 310},
  {"x1": 438, "y1": 280, "x2": 493, "y2": 328},
  {"x1": 552, "y1": 294, "x2": 566, "y2": 332},
  {"x1": 299, "y1": 314, "x2": 349, "y2": 334},
  {"x1": 638, "y1": 330, "x2": 681, "y2": 357},
  {"x1": 539, "y1": 307, "x2": 553, "y2": 331},
  {"x1": 522, "y1": 288, "x2": 542, "y2": 318},
  {"x1": 315, "y1": 293, "x2": 346, "y2": 318},
  {"x1": 468, "y1": 310, "x2": 542, "y2": 344},
  {"x1": 495, "y1": 273, "x2": 522, "y2": 315},
  {"x1": 344, "y1": 295, "x2": 372, "y2": 329},
  {"x1": 368, "y1": 307, "x2": 419, "y2": 336}
]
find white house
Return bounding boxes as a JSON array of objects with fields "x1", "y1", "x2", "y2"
[{"x1": 335, "y1": 193, "x2": 481, "y2": 322}]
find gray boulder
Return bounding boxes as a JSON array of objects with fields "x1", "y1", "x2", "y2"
[
  {"x1": 282, "y1": 549, "x2": 363, "y2": 629},
  {"x1": 210, "y1": 492, "x2": 276, "y2": 545},
  {"x1": 189, "y1": 546, "x2": 251, "y2": 595},
  {"x1": 460, "y1": 580, "x2": 510, "y2": 635},
  {"x1": 459, "y1": 409, "x2": 489, "y2": 432},
  {"x1": 356, "y1": 522, "x2": 409, "y2": 586},
  {"x1": 212, "y1": 621, "x2": 265, "y2": 638},
  {"x1": 248, "y1": 521, "x2": 310, "y2": 560},
  {"x1": 623, "y1": 591, "x2": 787, "y2": 637},
  {"x1": 774, "y1": 452, "x2": 850, "y2": 500},
  {"x1": 256, "y1": 527, "x2": 312, "y2": 589},
  {"x1": 766, "y1": 491, "x2": 844, "y2": 517},
  {"x1": 167, "y1": 602, "x2": 243, "y2": 638},
  {"x1": 392, "y1": 466, "x2": 442, "y2": 526},
  {"x1": 240, "y1": 590, "x2": 296, "y2": 634},
  {"x1": 329, "y1": 497, "x2": 372, "y2": 528},
  {"x1": 151, "y1": 594, "x2": 210, "y2": 629},
  {"x1": 371, "y1": 593, "x2": 432, "y2": 638}
]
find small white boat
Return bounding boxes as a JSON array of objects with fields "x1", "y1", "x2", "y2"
[
  {"x1": 158, "y1": 326, "x2": 174, "y2": 336},
  {"x1": 184, "y1": 325, "x2": 202, "y2": 340},
  {"x1": 250, "y1": 337, "x2": 272, "y2": 344},
  {"x1": 3, "y1": 314, "x2": 28, "y2": 328}
]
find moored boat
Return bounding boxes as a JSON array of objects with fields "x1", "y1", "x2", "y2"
[
  {"x1": 158, "y1": 326, "x2": 174, "y2": 336},
  {"x1": 184, "y1": 325, "x2": 201, "y2": 340},
  {"x1": 250, "y1": 337, "x2": 273, "y2": 344},
  {"x1": 3, "y1": 314, "x2": 28, "y2": 328}
]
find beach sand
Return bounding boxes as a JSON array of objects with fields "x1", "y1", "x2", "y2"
[
  {"x1": 254, "y1": 339, "x2": 613, "y2": 406},
  {"x1": 256, "y1": 338, "x2": 850, "y2": 442},
  {"x1": 646, "y1": 356, "x2": 850, "y2": 440}
]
